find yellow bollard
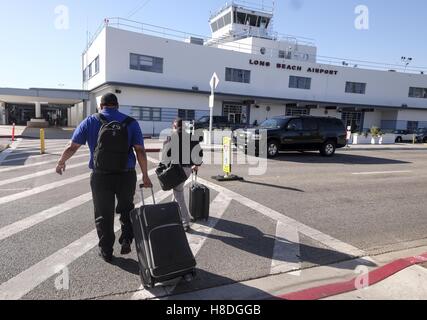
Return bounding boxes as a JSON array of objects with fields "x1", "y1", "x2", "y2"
[{"x1": 40, "y1": 129, "x2": 46, "y2": 154}]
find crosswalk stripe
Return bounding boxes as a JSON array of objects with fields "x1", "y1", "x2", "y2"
[
  {"x1": 0, "y1": 154, "x2": 89, "y2": 174},
  {"x1": 0, "y1": 173, "x2": 90, "y2": 206},
  {"x1": 0, "y1": 169, "x2": 158, "y2": 241},
  {"x1": 131, "y1": 192, "x2": 232, "y2": 300},
  {"x1": 196, "y1": 177, "x2": 365, "y2": 258},
  {"x1": 0, "y1": 187, "x2": 173, "y2": 300},
  {"x1": 270, "y1": 221, "x2": 301, "y2": 275},
  {"x1": 0, "y1": 193, "x2": 93, "y2": 241},
  {"x1": 0, "y1": 162, "x2": 88, "y2": 187},
  {"x1": 1, "y1": 151, "x2": 89, "y2": 164}
]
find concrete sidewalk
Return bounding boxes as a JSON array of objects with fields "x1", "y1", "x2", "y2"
[{"x1": 118, "y1": 244, "x2": 427, "y2": 301}]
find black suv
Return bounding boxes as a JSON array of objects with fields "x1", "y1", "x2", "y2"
[
  {"x1": 235, "y1": 116, "x2": 347, "y2": 158},
  {"x1": 194, "y1": 116, "x2": 246, "y2": 131}
]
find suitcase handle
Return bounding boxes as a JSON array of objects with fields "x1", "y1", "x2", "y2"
[
  {"x1": 192, "y1": 171, "x2": 198, "y2": 183},
  {"x1": 140, "y1": 184, "x2": 156, "y2": 205}
]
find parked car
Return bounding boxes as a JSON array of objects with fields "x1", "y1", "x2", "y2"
[
  {"x1": 193, "y1": 116, "x2": 247, "y2": 131},
  {"x1": 234, "y1": 116, "x2": 347, "y2": 158},
  {"x1": 394, "y1": 130, "x2": 415, "y2": 143},
  {"x1": 416, "y1": 128, "x2": 427, "y2": 143}
]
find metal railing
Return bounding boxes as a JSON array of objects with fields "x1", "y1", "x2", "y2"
[{"x1": 83, "y1": 17, "x2": 427, "y2": 75}]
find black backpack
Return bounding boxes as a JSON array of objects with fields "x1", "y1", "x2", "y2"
[{"x1": 93, "y1": 114, "x2": 135, "y2": 173}]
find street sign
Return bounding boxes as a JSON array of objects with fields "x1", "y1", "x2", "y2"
[
  {"x1": 222, "y1": 137, "x2": 232, "y2": 175},
  {"x1": 210, "y1": 72, "x2": 220, "y2": 90}
]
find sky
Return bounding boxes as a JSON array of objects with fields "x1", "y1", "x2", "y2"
[{"x1": 0, "y1": 0, "x2": 426, "y2": 89}]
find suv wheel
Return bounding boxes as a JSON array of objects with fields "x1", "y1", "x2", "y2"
[
  {"x1": 267, "y1": 141, "x2": 279, "y2": 158},
  {"x1": 320, "y1": 141, "x2": 336, "y2": 157}
]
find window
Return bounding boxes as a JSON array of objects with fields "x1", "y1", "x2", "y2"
[
  {"x1": 217, "y1": 17, "x2": 225, "y2": 29},
  {"x1": 409, "y1": 87, "x2": 427, "y2": 99},
  {"x1": 225, "y1": 68, "x2": 251, "y2": 83},
  {"x1": 178, "y1": 109, "x2": 196, "y2": 121},
  {"x1": 236, "y1": 12, "x2": 247, "y2": 24},
  {"x1": 341, "y1": 111, "x2": 363, "y2": 132},
  {"x1": 130, "y1": 53, "x2": 163, "y2": 73},
  {"x1": 211, "y1": 21, "x2": 219, "y2": 32},
  {"x1": 303, "y1": 118, "x2": 318, "y2": 131},
  {"x1": 131, "y1": 107, "x2": 162, "y2": 122},
  {"x1": 94, "y1": 56, "x2": 99, "y2": 74},
  {"x1": 346, "y1": 82, "x2": 367, "y2": 94},
  {"x1": 286, "y1": 119, "x2": 303, "y2": 131},
  {"x1": 83, "y1": 56, "x2": 99, "y2": 82},
  {"x1": 286, "y1": 105, "x2": 310, "y2": 116},
  {"x1": 279, "y1": 50, "x2": 286, "y2": 59},
  {"x1": 289, "y1": 76, "x2": 311, "y2": 90},
  {"x1": 223, "y1": 12, "x2": 232, "y2": 25},
  {"x1": 407, "y1": 121, "x2": 419, "y2": 131}
]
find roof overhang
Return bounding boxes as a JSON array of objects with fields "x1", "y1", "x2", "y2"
[
  {"x1": 91, "y1": 81, "x2": 427, "y2": 111},
  {"x1": 0, "y1": 87, "x2": 89, "y2": 105}
]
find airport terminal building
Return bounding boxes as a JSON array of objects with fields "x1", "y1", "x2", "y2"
[{"x1": 2, "y1": 2, "x2": 427, "y2": 134}]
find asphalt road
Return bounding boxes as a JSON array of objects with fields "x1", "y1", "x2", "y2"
[{"x1": 0, "y1": 139, "x2": 426, "y2": 300}]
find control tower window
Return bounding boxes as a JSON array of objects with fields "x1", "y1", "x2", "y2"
[
  {"x1": 245, "y1": 14, "x2": 258, "y2": 27},
  {"x1": 236, "y1": 12, "x2": 246, "y2": 24},
  {"x1": 260, "y1": 17, "x2": 270, "y2": 28},
  {"x1": 211, "y1": 21, "x2": 219, "y2": 32},
  {"x1": 224, "y1": 12, "x2": 232, "y2": 25}
]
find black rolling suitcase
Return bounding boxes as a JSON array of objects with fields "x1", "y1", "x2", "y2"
[
  {"x1": 189, "y1": 173, "x2": 210, "y2": 222},
  {"x1": 130, "y1": 185, "x2": 197, "y2": 289}
]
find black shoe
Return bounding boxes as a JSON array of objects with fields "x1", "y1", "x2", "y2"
[
  {"x1": 98, "y1": 249, "x2": 113, "y2": 263},
  {"x1": 121, "y1": 240, "x2": 132, "y2": 255}
]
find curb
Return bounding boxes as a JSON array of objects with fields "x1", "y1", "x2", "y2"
[{"x1": 279, "y1": 252, "x2": 427, "y2": 300}]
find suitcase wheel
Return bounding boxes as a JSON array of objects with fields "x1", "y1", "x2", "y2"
[
  {"x1": 184, "y1": 270, "x2": 197, "y2": 283},
  {"x1": 143, "y1": 278, "x2": 156, "y2": 290},
  {"x1": 141, "y1": 269, "x2": 156, "y2": 290}
]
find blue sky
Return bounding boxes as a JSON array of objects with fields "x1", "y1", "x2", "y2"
[{"x1": 0, "y1": 0, "x2": 426, "y2": 89}]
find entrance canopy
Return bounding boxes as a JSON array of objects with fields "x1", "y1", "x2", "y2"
[{"x1": 0, "y1": 87, "x2": 89, "y2": 105}]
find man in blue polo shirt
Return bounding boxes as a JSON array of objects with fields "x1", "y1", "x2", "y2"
[{"x1": 56, "y1": 93, "x2": 153, "y2": 263}]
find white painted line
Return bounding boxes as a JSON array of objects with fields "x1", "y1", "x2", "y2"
[
  {"x1": 0, "y1": 161, "x2": 88, "y2": 187},
  {"x1": 196, "y1": 177, "x2": 365, "y2": 258},
  {"x1": 0, "y1": 193, "x2": 92, "y2": 241},
  {"x1": 352, "y1": 170, "x2": 412, "y2": 175},
  {"x1": 10, "y1": 146, "x2": 69, "y2": 155},
  {"x1": 270, "y1": 222, "x2": 301, "y2": 276},
  {"x1": 1, "y1": 151, "x2": 89, "y2": 164},
  {"x1": 0, "y1": 153, "x2": 89, "y2": 174},
  {"x1": 188, "y1": 193, "x2": 232, "y2": 256},
  {"x1": 0, "y1": 187, "x2": 173, "y2": 300},
  {"x1": 0, "y1": 169, "x2": 158, "y2": 241},
  {"x1": 0, "y1": 173, "x2": 90, "y2": 206}
]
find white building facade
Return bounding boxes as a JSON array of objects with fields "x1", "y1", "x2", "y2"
[{"x1": 82, "y1": 2, "x2": 427, "y2": 136}]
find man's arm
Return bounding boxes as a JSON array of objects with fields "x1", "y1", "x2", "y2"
[
  {"x1": 134, "y1": 144, "x2": 153, "y2": 188},
  {"x1": 56, "y1": 142, "x2": 82, "y2": 175}
]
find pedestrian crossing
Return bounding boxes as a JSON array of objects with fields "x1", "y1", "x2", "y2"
[{"x1": 0, "y1": 139, "x2": 367, "y2": 300}]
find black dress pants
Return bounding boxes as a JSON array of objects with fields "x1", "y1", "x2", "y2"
[{"x1": 90, "y1": 170, "x2": 137, "y2": 255}]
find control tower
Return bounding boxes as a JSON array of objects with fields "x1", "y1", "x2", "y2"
[{"x1": 206, "y1": 1, "x2": 317, "y2": 63}]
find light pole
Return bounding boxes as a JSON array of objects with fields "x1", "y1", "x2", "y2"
[{"x1": 401, "y1": 56, "x2": 413, "y2": 72}]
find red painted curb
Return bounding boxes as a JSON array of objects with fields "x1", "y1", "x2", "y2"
[{"x1": 279, "y1": 252, "x2": 427, "y2": 300}]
